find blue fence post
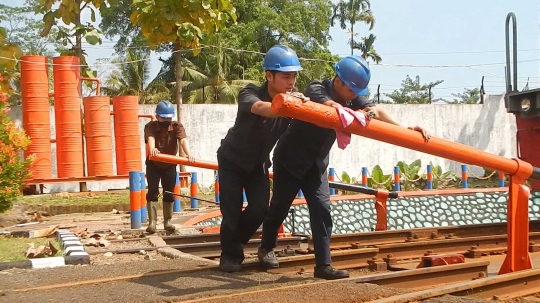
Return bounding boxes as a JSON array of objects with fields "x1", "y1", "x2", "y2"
[
  {"x1": 128, "y1": 171, "x2": 142, "y2": 229},
  {"x1": 426, "y1": 165, "x2": 433, "y2": 190},
  {"x1": 329, "y1": 168, "x2": 336, "y2": 195},
  {"x1": 173, "y1": 172, "x2": 181, "y2": 213},
  {"x1": 498, "y1": 172, "x2": 505, "y2": 187},
  {"x1": 461, "y1": 165, "x2": 468, "y2": 189},
  {"x1": 361, "y1": 167, "x2": 368, "y2": 186},
  {"x1": 242, "y1": 188, "x2": 247, "y2": 203},
  {"x1": 297, "y1": 189, "x2": 304, "y2": 198},
  {"x1": 139, "y1": 172, "x2": 147, "y2": 223},
  {"x1": 394, "y1": 166, "x2": 401, "y2": 191},
  {"x1": 190, "y1": 172, "x2": 199, "y2": 209},
  {"x1": 215, "y1": 171, "x2": 220, "y2": 204}
]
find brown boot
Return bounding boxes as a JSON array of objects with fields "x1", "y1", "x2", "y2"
[
  {"x1": 146, "y1": 202, "x2": 157, "y2": 234},
  {"x1": 163, "y1": 202, "x2": 176, "y2": 232}
]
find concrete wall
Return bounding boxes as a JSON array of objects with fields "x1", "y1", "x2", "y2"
[
  {"x1": 9, "y1": 94, "x2": 516, "y2": 192},
  {"x1": 192, "y1": 191, "x2": 540, "y2": 234}
]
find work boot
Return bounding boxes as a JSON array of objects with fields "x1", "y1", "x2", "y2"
[
  {"x1": 219, "y1": 256, "x2": 242, "y2": 273},
  {"x1": 163, "y1": 202, "x2": 176, "y2": 232},
  {"x1": 258, "y1": 247, "x2": 279, "y2": 268},
  {"x1": 314, "y1": 265, "x2": 349, "y2": 280},
  {"x1": 146, "y1": 202, "x2": 157, "y2": 234}
]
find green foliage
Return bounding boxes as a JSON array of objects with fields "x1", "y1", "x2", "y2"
[
  {"x1": 0, "y1": 27, "x2": 23, "y2": 94},
  {"x1": 385, "y1": 75, "x2": 445, "y2": 104},
  {"x1": 396, "y1": 159, "x2": 422, "y2": 191},
  {"x1": 367, "y1": 165, "x2": 393, "y2": 190},
  {"x1": 448, "y1": 88, "x2": 481, "y2": 104},
  {"x1": 0, "y1": 76, "x2": 33, "y2": 213},
  {"x1": 429, "y1": 162, "x2": 458, "y2": 189},
  {"x1": 352, "y1": 33, "x2": 381, "y2": 64}
]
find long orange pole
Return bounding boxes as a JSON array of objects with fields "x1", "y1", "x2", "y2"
[
  {"x1": 149, "y1": 154, "x2": 275, "y2": 178},
  {"x1": 270, "y1": 93, "x2": 538, "y2": 181}
]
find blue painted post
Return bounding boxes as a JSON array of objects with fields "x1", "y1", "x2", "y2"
[
  {"x1": 394, "y1": 166, "x2": 401, "y2": 191},
  {"x1": 461, "y1": 165, "x2": 468, "y2": 188},
  {"x1": 498, "y1": 172, "x2": 505, "y2": 187},
  {"x1": 215, "y1": 171, "x2": 220, "y2": 204},
  {"x1": 190, "y1": 172, "x2": 199, "y2": 209},
  {"x1": 242, "y1": 188, "x2": 247, "y2": 203},
  {"x1": 173, "y1": 172, "x2": 181, "y2": 213},
  {"x1": 426, "y1": 165, "x2": 433, "y2": 190},
  {"x1": 128, "y1": 171, "x2": 142, "y2": 229},
  {"x1": 297, "y1": 189, "x2": 304, "y2": 198},
  {"x1": 361, "y1": 167, "x2": 368, "y2": 186},
  {"x1": 139, "y1": 172, "x2": 147, "y2": 223},
  {"x1": 329, "y1": 168, "x2": 336, "y2": 195}
]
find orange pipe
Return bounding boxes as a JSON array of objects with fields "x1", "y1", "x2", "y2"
[
  {"x1": 149, "y1": 154, "x2": 274, "y2": 178},
  {"x1": 138, "y1": 114, "x2": 155, "y2": 121},
  {"x1": 80, "y1": 77, "x2": 101, "y2": 96},
  {"x1": 270, "y1": 93, "x2": 534, "y2": 180}
]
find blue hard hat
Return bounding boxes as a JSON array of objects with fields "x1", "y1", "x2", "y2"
[
  {"x1": 155, "y1": 101, "x2": 175, "y2": 118},
  {"x1": 263, "y1": 45, "x2": 303, "y2": 72},
  {"x1": 334, "y1": 55, "x2": 371, "y2": 96}
]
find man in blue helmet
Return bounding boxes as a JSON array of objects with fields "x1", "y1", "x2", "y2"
[
  {"x1": 216, "y1": 45, "x2": 304, "y2": 273},
  {"x1": 258, "y1": 55, "x2": 430, "y2": 280},
  {"x1": 144, "y1": 100, "x2": 195, "y2": 234}
]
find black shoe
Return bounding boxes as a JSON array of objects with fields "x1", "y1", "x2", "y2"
[
  {"x1": 314, "y1": 265, "x2": 349, "y2": 280},
  {"x1": 258, "y1": 247, "x2": 279, "y2": 268},
  {"x1": 219, "y1": 257, "x2": 242, "y2": 273}
]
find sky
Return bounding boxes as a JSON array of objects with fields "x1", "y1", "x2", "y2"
[{"x1": 1, "y1": 0, "x2": 539, "y2": 100}]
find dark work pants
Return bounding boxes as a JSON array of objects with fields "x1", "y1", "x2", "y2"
[
  {"x1": 261, "y1": 162, "x2": 333, "y2": 266},
  {"x1": 146, "y1": 160, "x2": 177, "y2": 203},
  {"x1": 218, "y1": 155, "x2": 270, "y2": 262}
]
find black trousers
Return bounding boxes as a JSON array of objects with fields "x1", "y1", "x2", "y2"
[
  {"x1": 146, "y1": 160, "x2": 177, "y2": 203},
  {"x1": 218, "y1": 155, "x2": 270, "y2": 262},
  {"x1": 261, "y1": 162, "x2": 333, "y2": 266}
]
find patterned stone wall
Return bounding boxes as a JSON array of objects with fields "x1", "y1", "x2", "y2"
[{"x1": 193, "y1": 191, "x2": 540, "y2": 235}]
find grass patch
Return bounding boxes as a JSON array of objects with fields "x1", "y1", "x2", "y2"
[
  {"x1": 0, "y1": 236, "x2": 63, "y2": 262},
  {"x1": 18, "y1": 192, "x2": 217, "y2": 207}
]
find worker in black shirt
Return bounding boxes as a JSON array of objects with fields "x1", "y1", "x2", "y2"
[
  {"x1": 216, "y1": 45, "x2": 305, "y2": 273},
  {"x1": 258, "y1": 55, "x2": 430, "y2": 280}
]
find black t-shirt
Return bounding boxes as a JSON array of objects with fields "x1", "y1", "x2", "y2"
[
  {"x1": 273, "y1": 79, "x2": 374, "y2": 179},
  {"x1": 217, "y1": 82, "x2": 292, "y2": 173}
]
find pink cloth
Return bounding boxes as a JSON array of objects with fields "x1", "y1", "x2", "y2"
[{"x1": 332, "y1": 105, "x2": 367, "y2": 150}]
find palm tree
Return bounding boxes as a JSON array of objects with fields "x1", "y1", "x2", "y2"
[
  {"x1": 352, "y1": 34, "x2": 381, "y2": 64},
  {"x1": 332, "y1": 0, "x2": 375, "y2": 56},
  {"x1": 101, "y1": 50, "x2": 171, "y2": 104},
  {"x1": 175, "y1": 36, "x2": 259, "y2": 104}
]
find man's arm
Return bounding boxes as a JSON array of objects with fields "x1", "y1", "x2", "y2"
[
  {"x1": 304, "y1": 81, "x2": 342, "y2": 107},
  {"x1": 238, "y1": 84, "x2": 277, "y2": 118},
  {"x1": 175, "y1": 123, "x2": 195, "y2": 162},
  {"x1": 144, "y1": 124, "x2": 160, "y2": 156}
]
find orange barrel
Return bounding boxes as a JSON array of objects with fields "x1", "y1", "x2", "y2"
[
  {"x1": 112, "y1": 96, "x2": 142, "y2": 175},
  {"x1": 83, "y1": 96, "x2": 113, "y2": 176},
  {"x1": 52, "y1": 56, "x2": 84, "y2": 178},
  {"x1": 20, "y1": 55, "x2": 52, "y2": 180}
]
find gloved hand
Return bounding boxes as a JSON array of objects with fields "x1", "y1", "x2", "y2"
[{"x1": 286, "y1": 91, "x2": 310, "y2": 102}]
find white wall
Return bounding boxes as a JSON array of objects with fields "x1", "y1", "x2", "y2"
[{"x1": 9, "y1": 94, "x2": 516, "y2": 192}]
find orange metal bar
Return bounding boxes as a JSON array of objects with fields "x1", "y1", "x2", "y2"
[
  {"x1": 138, "y1": 114, "x2": 155, "y2": 121},
  {"x1": 80, "y1": 77, "x2": 101, "y2": 96},
  {"x1": 149, "y1": 154, "x2": 275, "y2": 178},
  {"x1": 270, "y1": 93, "x2": 535, "y2": 274},
  {"x1": 374, "y1": 190, "x2": 389, "y2": 231}
]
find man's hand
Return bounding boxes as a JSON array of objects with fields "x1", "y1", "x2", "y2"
[
  {"x1": 408, "y1": 126, "x2": 431, "y2": 141},
  {"x1": 186, "y1": 155, "x2": 195, "y2": 163},
  {"x1": 150, "y1": 148, "x2": 160, "y2": 156},
  {"x1": 361, "y1": 107, "x2": 376, "y2": 120},
  {"x1": 324, "y1": 100, "x2": 343, "y2": 108},
  {"x1": 286, "y1": 91, "x2": 310, "y2": 102}
]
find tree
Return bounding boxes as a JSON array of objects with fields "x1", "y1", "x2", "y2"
[
  {"x1": 130, "y1": 0, "x2": 237, "y2": 122},
  {"x1": 35, "y1": 0, "x2": 111, "y2": 79},
  {"x1": 449, "y1": 88, "x2": 480, "y2": 104},
  {"x1": 352, "y1": 33, "x2": 381, "y2": 64},
  {"x1": 385, "y1": 75, "x2": 444, "y2": 104},
  {"x1": 101, "y1": 50, "x2": 171, "y2": 104},
  {"x1": 0, "y1": 27, "x2": 23, "y2": 94},
  {"x1": 332, "y1": 0, "x2": 375, "y2": 56}
]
